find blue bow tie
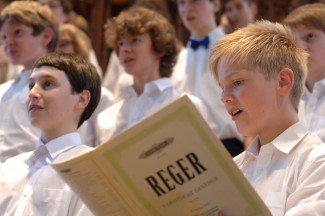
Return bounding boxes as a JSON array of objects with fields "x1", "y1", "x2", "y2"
[{"x1": 189, "y1": 36, "x2": 210, "y2": 50}]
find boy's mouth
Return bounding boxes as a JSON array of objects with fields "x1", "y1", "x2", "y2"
[
  {"x1": 186, "y1": 15, "x2": 195, "y2": 22},
  {"x1": 229, "y1": 108, "x2": 242, "y2": 120},
  {"x1": 123, "y1": 57, "x2": 134, "y2": 65},
  {"x1": 28, "y1": 104, "x2": 43, "y2": 113}
]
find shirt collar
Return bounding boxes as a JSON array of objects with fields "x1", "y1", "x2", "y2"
[
  {"x1": 270, "y1": 121, "x2": 308, "y2": 154},
  {"x1": 246, "y1": 121, "x2": 308, "y2": 157},
  {"x1": 145, "y1": 77, "x2": 173, "y2": 92},
  {"x1": 120, "y1": 78, "x2": 173, "y2": 98},
  {"x1": 38, "y1": 132, "x2": 82, "y2": 161}
]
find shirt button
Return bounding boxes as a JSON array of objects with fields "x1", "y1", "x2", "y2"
[{"x1": 308, "y1": 104, "x2": 314, "y2": 109}]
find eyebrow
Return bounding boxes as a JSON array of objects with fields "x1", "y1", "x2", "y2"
[
  {"x1": 30, "y1": 74, "x2": 57, "y2": 81},
  {"x1": 219, "y1": 70, "x2": 240, "y2": 85}
]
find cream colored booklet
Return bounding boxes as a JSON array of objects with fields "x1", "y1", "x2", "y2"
[{"x1": 50, "y1": 95, "x2": 271, "y2": 216}]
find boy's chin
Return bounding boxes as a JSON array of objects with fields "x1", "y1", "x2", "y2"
[{"x1": 29, "y1": 118, "x2": 42, "y2": 129}]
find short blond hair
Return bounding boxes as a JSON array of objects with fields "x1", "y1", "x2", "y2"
[{"x1": 209, "y1": 20, "x2": 308, "y2": 111}]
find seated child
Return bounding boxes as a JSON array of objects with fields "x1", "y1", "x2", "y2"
[
  {"x1": 172, "y1": 0, "x2": 244, "y2": 156},
  {"x1": 96, "y1": 6, "x2": 226, "y2": 146},
  {"x1": 102, "y1": 0, "x2": 173, "y2": 98},
  {"x1": 222, "y1": 0, "x2": 258, "y2": 34},
  {"x1": 282, "y1": 3, "x2": 325, "y2": 142},
  {"x1": 56, "y1": 23, "x2": 92, "y2": 61},
  {"x1": 0, "y1": 52, "x2": 98, "y2": 215},
  {"x1": 209, "y1": 20, "x2": 325, "y2": 215},
  {"x1": 56, "y1": 23, "x2": 103, "y2": 79},
  {"x1": 0, "y1": 1, "x2": 58, "y2": 162}
]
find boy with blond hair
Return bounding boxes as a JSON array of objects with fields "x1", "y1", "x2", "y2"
[
  {"x1": 283, "y1": 3, "x2": 325, "y2": 142},
  {"x1": 209, "y1": 20, "x2": 325, "y2": 215}
]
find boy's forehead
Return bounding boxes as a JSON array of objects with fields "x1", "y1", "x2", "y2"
[
  {"x1": 0, "y1": 20, "x2": 31, "y2": 35},
  {"x1": 217, "y1": 57, "x2": 255, "y2": 81},
  {"x1": 118, "y1": 32, "x2": 147, "y2": 40},
  {"x1": 31, "y1": 66, "x2": 66, "y2": 80}
]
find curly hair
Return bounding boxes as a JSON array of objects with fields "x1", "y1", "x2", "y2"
[{"x1": 105, "y1": 6, "x2": 180, "y2": 77}]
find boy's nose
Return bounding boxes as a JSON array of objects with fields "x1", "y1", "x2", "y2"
[
  {"x1": 119, "y1": 44, "x2": 131, "y2": 53},
  {"x1": 3, "y1": 37, "x2": 14, "y2": 48},
  {"x1": 221, "y1": 89, "x2": 234, "y2": 104},
  {"x1": 28, "y1": 85, "x2": 41, "y2": 100}
]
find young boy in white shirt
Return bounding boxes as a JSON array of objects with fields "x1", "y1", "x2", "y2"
[
  {"x1": 209, "y1": 20, "x2": 325, "y2": 215},
  {"x1": 0, "y1": 1, "x2": 58, "y2": 162},
  {"x1": 0, "y1": 1, "x2": 112, "y2": 162},
  {"x1": 283, "y1": 3, "x2": 325, "y2": 142},
  {"x1": 172, "y1": 0, "x2": 243, "y2": 156},
  {"x1": 0, "y1": 52, "x2": 99, "y2": 215},
  {"x1": 97, "y1": 6, "x2": 226, "y2": 146}
]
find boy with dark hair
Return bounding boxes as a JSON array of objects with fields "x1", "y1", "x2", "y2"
[
  {"x1": 0, "y1": 52, "x2": 98, "y2": 215},
  {"x1": 210, "y1": 20, "x2": 325, "y2": 215}
]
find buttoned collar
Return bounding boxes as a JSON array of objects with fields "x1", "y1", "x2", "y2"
[
  {"x1": 32, "y1": 133, "x2": 82, "y2": 163},
  {"x1": 120, "y1": 78, "x2": 173, "y2": 98},
  {"x1": 245, "y1": 121, "x2": 308, "y2": 158}
]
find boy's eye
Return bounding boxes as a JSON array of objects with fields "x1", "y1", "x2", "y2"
[
  {"x1": 132, "y1": 38, "x2": 139, "y2": 43},
  {"x1": 306, "y1": 34, "x2": 315, "y2": 42},
  {"x1": 44, "y1": 81, "x2": 53, "y2": 89},
  {"x1": 28, "y1": 83, "x2": 35, "y2": 90},
  {"x1": 233, "y1": 80, "x2": 243, "y2": 87},
  {"x1": 14, "y1": 29, "x2": 22, "y2": 36},
  {"x1": 118, "y1": 41, "x2": 123, "y2": 47}
]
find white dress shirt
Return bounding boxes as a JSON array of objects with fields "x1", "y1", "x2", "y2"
[
  {"x1": 234, "y1": 121, "x2": 325, "y2": 216},
  {"x1": 0, "y1": 69, "x2": 41, "y2": 163},
  {"x1": 298, "y1": 78, "x2": 325, "y2": 142},
  {"x1": 0, "y1": 69, "x2": 113, "y2": 162},
  {"x1": 171, "y1": 27, "x2": 242, "y2": 141},
  {"x1": 96, "y1": 78, "x2": 221, "y2": 145},
  {"x1": 0, "y1": 133, "x2": 94, "y2": 216}
]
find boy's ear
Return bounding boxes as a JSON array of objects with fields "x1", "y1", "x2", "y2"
[
  {"x1": 75, "y1": 90, "x2": 91, "y2": 110},
  {"x1": 41, "y1": 27, "x2": 54, "y2": 47},
  {"x1": 276, "y1": 68, "x2": 294, "y2": 95}
]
